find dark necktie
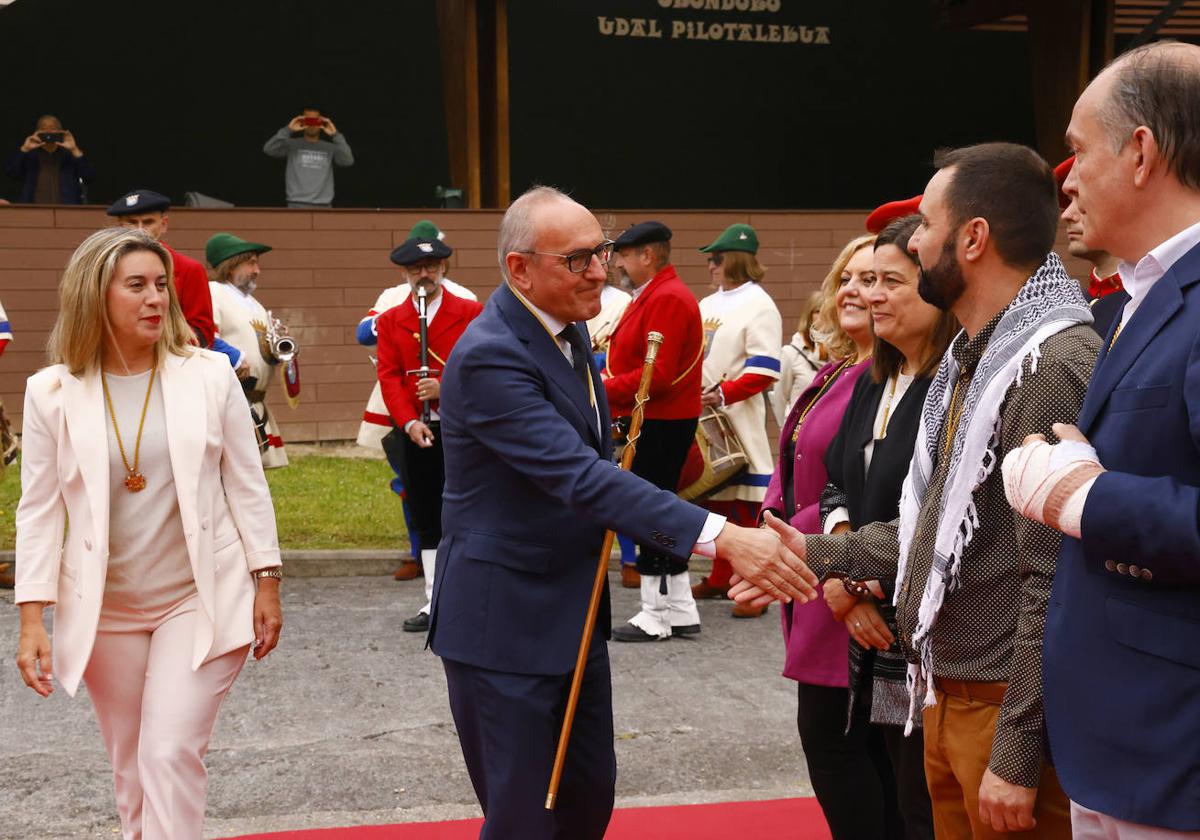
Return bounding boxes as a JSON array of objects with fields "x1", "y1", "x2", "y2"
[{"x1": 558, "y1": 323, "x2": 591, "y2": 392}]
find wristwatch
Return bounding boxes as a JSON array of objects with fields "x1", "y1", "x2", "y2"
[{"x1": 254, "y1": 568, "x2": 283, "y2": 581}]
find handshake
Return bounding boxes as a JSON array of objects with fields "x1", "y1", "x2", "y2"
[{"x1": 714, "y1": 512, "x2": 819, "y2": 606}]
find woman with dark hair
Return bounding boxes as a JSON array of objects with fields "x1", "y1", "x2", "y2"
[{"x1": 817, "y1": 214, "x2": 958, "y2": 838}]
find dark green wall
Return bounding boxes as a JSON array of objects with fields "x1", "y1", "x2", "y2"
[
  {"x1": 0, "y1": 0, "x2": 447, "y2": 208},
  {"x1": 1, "y1": 0, "x2": 1036, "y2": 210}
]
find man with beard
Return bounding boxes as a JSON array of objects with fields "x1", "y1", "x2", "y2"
[
  {"x1": 1054, "y1": 158, "x2": 1128, "y2": 337},
  {"x1": 206, "y1": 233, "x2": 292, "y2": 468},
  {"x1": 375, "y1": 233, "x2": 483, "y2": 632},
  {"x1": 1003, "y1": 41, "x2": 1200, "y2": 836},
  {"x1": 600, "y1": 221, "x2": 706, "y2": 641},
  {"x1": 736, "y1": 143, "x2": 1099, "y2": 837}
]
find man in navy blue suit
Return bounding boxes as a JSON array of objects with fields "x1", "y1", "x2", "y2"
[
  {"x1": 428, "y1": 185, "x2": 818, "y2": 839},
  {"x1": 1004, "y1": 41, "x2": 1200, "y2": 836}
]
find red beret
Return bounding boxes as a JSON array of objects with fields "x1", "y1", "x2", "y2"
[
  {"x1": 1053, "y1": 156, "x2": 1075, "y2": 209},
  {"x1": 865, "y1": 195, "x2": 922, "y2": 234}
]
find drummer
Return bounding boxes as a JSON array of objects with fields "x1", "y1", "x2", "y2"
[
  {"x1": 602, "y1": 221, "x2": 706, "y2": 643},
  {"x1": 690, "y1": 224, "x2": 783, "y2": 618}
]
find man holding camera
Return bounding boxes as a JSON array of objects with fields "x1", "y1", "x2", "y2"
[
  {"x1": 4, "y1": 115, "x2": 95, "y2": 204},
  {"x1": 263, "y1": 107, "x2": 354, "y2": 208}
]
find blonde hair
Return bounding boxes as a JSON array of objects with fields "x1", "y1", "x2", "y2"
[
  {"x1": 817, "y1": 234, "x2": 876, "y2": 362},
  {"x1": 721, "y1": 250, "x2": 766, "y2": 284},
  {"x1": 48, "y1": 228, "x2": 194, "y2": 375}
]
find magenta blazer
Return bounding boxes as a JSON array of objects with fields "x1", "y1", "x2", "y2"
[{"x1": 763, "y1": 357, "x2": 871, "y2": 686}]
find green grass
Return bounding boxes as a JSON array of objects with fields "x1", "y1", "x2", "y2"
[{"x1": 0, "y1": 454, "x2": 408, "y2": 551}]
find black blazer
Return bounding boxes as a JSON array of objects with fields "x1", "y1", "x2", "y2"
[{"x1": 822, "y1": 371, "x2": 932, "y2": 530}]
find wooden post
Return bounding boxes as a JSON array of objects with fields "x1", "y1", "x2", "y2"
[
  {"x1": 478, "y1": 0, "x2": 511, "y2": 207},
  {"x1": 1028, "y1": 0, "x2": 1093, "y2": 165},
  {"x1": 437, "y1": 0, "x2": 482, "y2": 208}
]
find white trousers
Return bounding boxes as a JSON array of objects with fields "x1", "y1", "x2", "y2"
[
  {"x1": 83, "y1": 600, "x2": 247, "y2": 840},
  {"x1": 628, "y1": 571, "x2": 700, "y2": 637},
  {"x1": 1071, "y1": 801, "x2": 1200, "y2": 839}
]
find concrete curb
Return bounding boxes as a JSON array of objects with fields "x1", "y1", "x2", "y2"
[{"x1": 0, "y1": 548, "x2": 715, "y2": 578}]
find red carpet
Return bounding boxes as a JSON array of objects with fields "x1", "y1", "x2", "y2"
[{"x1": 228, "y1": 797, "x2": 831, "y2": 839}]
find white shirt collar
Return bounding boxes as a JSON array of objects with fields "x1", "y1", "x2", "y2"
[
  {"x1": 630, "y1": 277, "x2": 654, "y2": 300},
  {"x1": 1118, "y1": 218, "x2": 1200, "y2": 311},
  {"x1": 507, "y1": 282, "x2": 568, "y2": 336}
]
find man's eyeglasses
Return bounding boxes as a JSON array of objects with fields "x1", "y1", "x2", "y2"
[
  {"x1": 405, "y1": 263, "x2": 445, "y2": 278},
  {"x1": 706, "y1": 253, "x2": 725, "y2": 267},
  {"x1": 519, "y1": 240, "x2": 615, "y2": 274}
]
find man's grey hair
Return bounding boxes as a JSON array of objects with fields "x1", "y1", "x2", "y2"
[
  {"x1": 497, "y1": 185, "x2": 573, "y2": 280},
  {"x1": 1099, "y1": 40, "x2": 1200, "y2": 189}
]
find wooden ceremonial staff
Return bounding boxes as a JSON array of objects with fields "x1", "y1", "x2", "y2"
[{"x1": 545, "y1": 329, "x2": 664, "y2": 810}]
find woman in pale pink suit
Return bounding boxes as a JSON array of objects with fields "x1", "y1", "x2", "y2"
[{"x1": 14, "y1": 227, "x2": 283, "y2": 840}]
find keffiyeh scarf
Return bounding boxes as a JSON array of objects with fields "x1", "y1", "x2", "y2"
[{"x1": 894, "y1": 253, "x2": 1091, "y2": 734}]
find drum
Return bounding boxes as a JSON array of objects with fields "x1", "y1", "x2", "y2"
[{"x1": 677, "y1": 407, "x2": 748, "y2": 501}]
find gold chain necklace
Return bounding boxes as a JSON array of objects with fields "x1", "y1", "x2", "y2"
[
  {"x1": 101, "y1": 366, "x2": 156, "y2": 493},
  {"x1": 878, "y1": 374, "x2": 901, "y2": 440},
  {"x1": 792, "y1": 357, "x2": 855, "y2": 443},
  {"x1": 941, "y1": 376, "x2": 969, "y2": 460}
]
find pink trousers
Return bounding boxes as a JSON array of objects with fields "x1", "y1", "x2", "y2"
[{"x1": 83, "y1": 598, "x2": 247, "y2": 840}]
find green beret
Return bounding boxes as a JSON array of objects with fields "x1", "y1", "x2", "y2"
[
  {"x1": 205, "y1": 233, "x2": 272, "y2": 269},
  {"x1": 699, "y1": 223, "x2": 759, "y2": 255},
  {"x1": 408, "y1": 220, "x2": 446, "y2": 242}
]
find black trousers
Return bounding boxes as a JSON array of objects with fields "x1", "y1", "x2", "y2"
[
  {"x1": 393, "y1": 423, "x2": 445, "y2": 547},
  {"x1": 443, "y1": 639, "x2": 616, "y2": 840},
  {"x1": 626, "y1": 417, "x2": 697, "y2": 576},
  {"x1": 797, "y1": 682, "x2": 935, "y2": 840}
]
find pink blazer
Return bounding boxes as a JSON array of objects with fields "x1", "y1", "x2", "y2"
[{"x1": 15, "y1": 349, "x2": 281, "y2": 695}]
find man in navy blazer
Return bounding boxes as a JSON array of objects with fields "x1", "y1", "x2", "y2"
[
  {"x1": 1003, "y1": 42, "x2": 1200, "y2": 835},
  {"x1": 428, "y1": 186, "x2": 817, "y2": 839}
]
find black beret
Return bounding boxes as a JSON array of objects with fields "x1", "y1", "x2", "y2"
[
  {"x1": 389, "y1": 237, "x2": 453, "y2": 266},
  {"x1": 614, "y1": 221, "x2": 672, "y2": 249},
  {"x1": 106, "y1": 189, "x2": 170, "y2": 216}
]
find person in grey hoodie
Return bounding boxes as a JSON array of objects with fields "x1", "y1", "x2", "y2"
[{"x1": 263, "y1": 107, "x2": 354, "y2": 208}]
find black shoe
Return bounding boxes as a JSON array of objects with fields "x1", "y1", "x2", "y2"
[
  {"x1": 611, "y1": 623, "x2": 667, "y2": 643},
  {"x1": 671, "y1": 624, "x2": 701, "y2": 637},
  {"x1": 403, "y1": 612, "x2": 430, "y2": 632}
]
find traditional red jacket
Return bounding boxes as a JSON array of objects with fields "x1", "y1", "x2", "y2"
[
  {"x1": 603, "y1": 264, "x2": 702, "y2": 420},
  {"x1": 377, "y1": 289, "x2": 483, "y2": 428},
  {"x1": 165, "y1": 243, "x2": 216, "y2": 347}
]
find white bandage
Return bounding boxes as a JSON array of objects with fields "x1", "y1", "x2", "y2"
[{"x1": 1002, "y1": 439, "x2": 1104, "y2": 538}]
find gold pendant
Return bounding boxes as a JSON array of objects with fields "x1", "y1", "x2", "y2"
[{"x1": 124, "y1": 472, "x2": 147, "y2": 493}]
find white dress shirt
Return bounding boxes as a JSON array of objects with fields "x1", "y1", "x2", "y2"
[{"x1": 1117, "y1": 218, "x2": 1200, "y2": 329}]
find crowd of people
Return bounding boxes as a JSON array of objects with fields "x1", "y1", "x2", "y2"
[
  {"x1": 3, "y1": 107, "x2": 354, "y2": 208},
  {"x1": 6, "y1": 37, "x2": 1200, "y2": 840}
]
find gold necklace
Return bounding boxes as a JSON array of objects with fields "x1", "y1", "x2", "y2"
[
  {"x1": 792, "y1": 357, "x2": 855, "y2": 443},
  {"x1": 941, "y1": 376, "x2": 969, "y2": 459},
  {"x1": 101, "y1": 366, "x2": 156, "y2": 493},
  {"x1": 1108, "y1": 321, "x2": 1123, "y2": 351},
  {"x1": 878, "y1": 374, "x2": 901, "y2": 440}
]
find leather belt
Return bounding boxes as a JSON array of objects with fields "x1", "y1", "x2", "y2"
[{"x1": 933, "y1": 677, "x2": 1008, "y2": 705}]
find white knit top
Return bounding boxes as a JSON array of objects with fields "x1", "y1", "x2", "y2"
[{"x1": 101, "y1": 368, "x2": 196, "y2": 616}]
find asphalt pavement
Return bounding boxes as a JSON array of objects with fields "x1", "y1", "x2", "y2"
[{"x1": 0, "y1": 571, "x2": 815, "y2": 839}]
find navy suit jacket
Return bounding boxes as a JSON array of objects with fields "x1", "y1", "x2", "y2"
[
  {"x1": 428, "y1": 283, "x2": 708, "y2": 676},
  {"x1": 1044, "y1": 239, "x2": 1200, "y2": 830}
]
